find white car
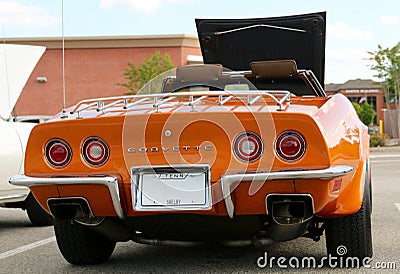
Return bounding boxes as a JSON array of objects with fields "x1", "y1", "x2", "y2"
[{"x1": 0, "y1": 44, "x2": 52, "y2": 226}]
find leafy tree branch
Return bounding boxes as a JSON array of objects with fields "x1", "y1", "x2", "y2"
[{"x1": 121, "y1": 51, "x2": 174, "y2": 94}]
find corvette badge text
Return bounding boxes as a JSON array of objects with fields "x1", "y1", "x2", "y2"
[{"x1": 127, "y1": 145, "x2": 213, "y2": 153}]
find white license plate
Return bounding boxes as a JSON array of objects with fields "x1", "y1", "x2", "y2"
[{"x1": 132, "y1": 166, "x2": 211, "y2": 210}]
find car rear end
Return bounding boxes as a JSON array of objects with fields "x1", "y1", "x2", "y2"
[
  {"x1": 9, "y1": 62, "x2": 370, "y2": 264},
  {"x1": 11, "y1": 92, "x2": 362, "y2": 239}
]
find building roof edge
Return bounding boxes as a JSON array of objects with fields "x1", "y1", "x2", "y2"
[{"x1": 3, "y1": 34, "x2": 200, "y2": 49}]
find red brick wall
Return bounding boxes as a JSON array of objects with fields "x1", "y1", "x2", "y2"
[{"x1": 15, "y1": 46, "x2": 201, "y2": 116}]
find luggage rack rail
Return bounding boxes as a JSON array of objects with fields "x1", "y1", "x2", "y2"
[{"x1": 68, "y1": 90, "x2": 291, "y2": 118}]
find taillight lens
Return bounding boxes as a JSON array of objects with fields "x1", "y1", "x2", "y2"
[
  {"x1": 82, "y1": 137, "x2": 109, "y2": 166},
  {"x1": 233, "y1": 132, "x2": 263, "y2": 162},
  {"x1": 45, "y1": 139, "x2": 72, "y2": 168},
  {"x1": 275, "y1": 131, "x2": 306, "y2": 162}
]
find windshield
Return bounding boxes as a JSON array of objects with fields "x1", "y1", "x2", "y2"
[
  {"x1": 137, "y1": 63, "x2": 317, "y2": 96},
  {"x1": 137, "y1": 64, "x2": 255, "y2": 95}
]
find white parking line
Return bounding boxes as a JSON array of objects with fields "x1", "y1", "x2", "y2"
[
  {"x1": 0, "y1": 236, "x2": 55, "y2": 260},
  {"x1": 396, "y1": 203, "x2": 400, "y2": 213},
  {"x1": 370, "y1": 155, "x2": 400, "y2": 159},
  {"x1": 372, "y1": 160, "x2": 400, "y2": 163}
]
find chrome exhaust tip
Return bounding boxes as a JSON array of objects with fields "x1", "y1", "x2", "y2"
[
  {"x1": 47, "y1": 197, "x2": 93, "y2": 219},
  {"x1": 266, "y1": 194, "x2": 314, "y2": 225}
]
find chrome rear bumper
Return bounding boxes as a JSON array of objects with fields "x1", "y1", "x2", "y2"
[
  {"x1": 9, "y1": 175, "x2": 125, "y2": 219},
  {"x1": 221, "y1": 165, "x2": 354, "y2": 218},
  {"x1": 9, "y1": 165, "x2": 353, "y2": 219}
]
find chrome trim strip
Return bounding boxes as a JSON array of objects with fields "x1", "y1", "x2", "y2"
[
  {"x1": 214, "y1": 24, "x2": 306, "y2": 36},
  {"x1": 221, "y1": 165, "x2": 354, "y2": 218},
  {"x1": 9, "y1": 175, "x2": 125, "y2": 219},
  {"x1": 0, "y1": 193, "x2": 29, "y2": 204}
]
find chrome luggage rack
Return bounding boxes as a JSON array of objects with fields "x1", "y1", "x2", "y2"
[{"x1": 68, "y1": 90, "x2": 291, "y2": 119}]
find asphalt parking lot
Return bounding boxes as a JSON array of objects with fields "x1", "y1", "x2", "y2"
[{"x1": 0, "y1": 149, "x2": 399, "y2": 273}]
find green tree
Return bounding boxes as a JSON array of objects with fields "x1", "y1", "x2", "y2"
[
  {"x1": 352, "y1": 102, "x2": 376, "y2": 126},
  {"x1": 368, "y1": 43, "x2": 400, "y2": 137},
  {"x1": 121, "y1": 51, "x2": 174, "y2": 94}
]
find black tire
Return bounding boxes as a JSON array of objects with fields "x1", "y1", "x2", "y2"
[
  {"x1": 54, "y1": 218, "x2": 116, "y2": 265},
  {"x1": 25, "y1": 193, "x2": 54, "y2": 226},
  {"x1": 325, "y1": 177, "x2": 373, "y2": 259}
]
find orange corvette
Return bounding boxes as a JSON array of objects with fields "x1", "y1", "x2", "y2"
[{"x1": 10, "y1": 12, "x2": 372, "y2": 265}]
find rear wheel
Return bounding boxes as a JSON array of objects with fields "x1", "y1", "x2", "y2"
[
  {"x1": 54, "y1": 218, "x2": 116, "y2": 265},
  {"x1": 25, "y1": 193, "x2": 53, "y2": 226},
  {"x1": 325, "y1": 178, "x2": 373, "y2": 259}
]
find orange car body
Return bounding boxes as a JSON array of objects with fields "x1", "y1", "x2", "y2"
[{"x1": 23, "y1": 91, "x2": 368, "y2": 219}]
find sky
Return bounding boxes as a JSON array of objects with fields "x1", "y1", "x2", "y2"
[{"x1": 0, "y1": 0, "x2": 399, "y2": 84}]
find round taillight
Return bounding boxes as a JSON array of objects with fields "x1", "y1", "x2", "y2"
[
  {"x1": 233, "y1": 132, "x2": 263, "y2": 162},
  {"x1": 275, "y1": 131, "x2": 306, "y2": 162},
  {"x1": 45, "y1": 139, "x2": 72, "y2": 168},
  {"x1": 82, "y1": 137, "x2": 109, "y2": 166}
]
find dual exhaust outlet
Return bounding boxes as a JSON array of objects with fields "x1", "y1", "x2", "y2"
[
  {"x1": 46, "y1": 194, "x2": 315, "y2": 244},
  {"x1": 47, "y1": 194, "x2": 314, "y2": 225}
]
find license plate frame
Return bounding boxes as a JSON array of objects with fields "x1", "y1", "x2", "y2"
[{"x1": 131, "y1": 165, "x2": 211, "y2": 211}]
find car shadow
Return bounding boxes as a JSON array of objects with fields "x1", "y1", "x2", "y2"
[
  {"x1": 61, "y1": 238, "x2": 341, "y2": 272},
  {"x1": 0, "y1": 208, "x2": 31, "y2": 230}
]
